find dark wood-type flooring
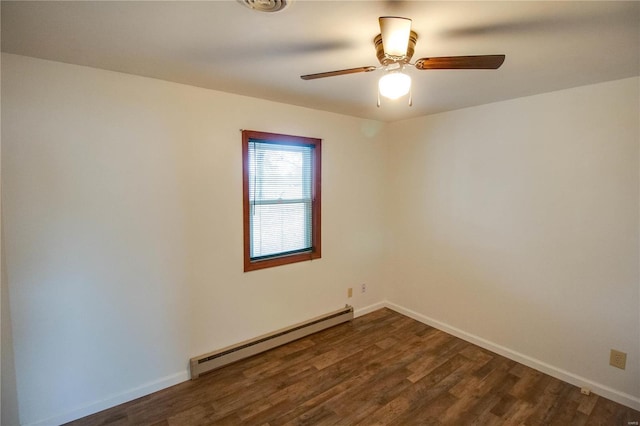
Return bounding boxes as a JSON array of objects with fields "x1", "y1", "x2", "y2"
[{"x1": 67, "y1": 308, "x2": 639, "y2": 425}]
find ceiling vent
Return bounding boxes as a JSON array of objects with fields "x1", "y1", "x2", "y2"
[{"x1": 237, "y1": 0, "x2": 290, "y2": 12}]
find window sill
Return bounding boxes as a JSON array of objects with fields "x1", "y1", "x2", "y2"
[{"x1": 244, "y1": 251, "x2": 321, "y2": 272}]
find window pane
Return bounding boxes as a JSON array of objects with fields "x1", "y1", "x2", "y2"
[
  {"x1": 248, "y1": 141, "x2": 313, "y2": 260},
  {"x1": 249, "y1": 143, "x2": 312, "y2": 202},
  {"x1": 250, "y1": 202, "x2": 312, "y2": 258}
]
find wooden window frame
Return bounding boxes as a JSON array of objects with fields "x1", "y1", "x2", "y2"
[{"x1": 242, "y1": 130, "x2": 321, "y2": 272}]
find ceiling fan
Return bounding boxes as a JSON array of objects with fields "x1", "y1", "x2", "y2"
[{"x1": 301, "y1": 17, "x2": 505, "y2": 106}]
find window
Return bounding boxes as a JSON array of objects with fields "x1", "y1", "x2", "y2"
[{"x1": 242, "y1": 130, "x2": 321, "y2": 271}]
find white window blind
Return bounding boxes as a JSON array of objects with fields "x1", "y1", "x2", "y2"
[{"x1": 248, "y1": 140, "x2": 314, "y2": 260}]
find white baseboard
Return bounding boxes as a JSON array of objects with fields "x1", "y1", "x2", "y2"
[
  {"x1": 25, "y1": 370, "x2": 189, "y2": 426},
  {"x1": 354, "y1": 301, "x2": 387, "y2": 318},
  {"x1": 384, "y1": 301, "x2": 640, "y2": 412}
]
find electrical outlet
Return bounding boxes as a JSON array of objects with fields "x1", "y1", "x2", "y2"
[
  {"x1": 361, "y1": 283, "x2": 366, "y2": 293},
  {"x1": 347, "y1": 288, "x2": 353, "y2": 298},
  {"x1": 610, "y1": 349, "x2": 627, "y2": 370}
]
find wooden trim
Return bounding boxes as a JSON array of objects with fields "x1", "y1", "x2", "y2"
[
  {"x1": 242, "y1": 130, "x2": 252, "y2": 272},
  {"x1": 312, "y1": 138, "x2": 322, "y2": 260},
  {"x1": 242, "y1": 130, "x2": 321, "y2": 272}
]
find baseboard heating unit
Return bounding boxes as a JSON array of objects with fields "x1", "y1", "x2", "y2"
[{"x1": 189, "y1": 305, "x2": 354, "y2": 379}]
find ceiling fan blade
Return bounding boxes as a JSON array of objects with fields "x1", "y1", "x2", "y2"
[
  {"x1": 300, "y1": 66, "x2": 377, "y2": 80},
  {"x1": 415, "y1": 55, "x2": 505, "y2": 70},
  {"x1": 379, "y1": 16, "x2": 412, "y2": 57}
]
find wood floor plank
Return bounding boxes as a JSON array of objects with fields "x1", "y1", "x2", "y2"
[
  {"x1": 577, "y1": 392, "x2": 600, "y2": 416},
  {"x1": 65, "y1": 308, "x2": 640, "y2": 426},
  {"x1": 380, "y1": 355, "x2": 478, "y2": 425}
]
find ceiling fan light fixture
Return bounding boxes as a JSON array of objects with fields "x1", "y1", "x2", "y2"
[
  {"x1": 379, "y1": 16, "x2": 412, "y2": 58},
  {"x1": 378, "y1": 71, "x2": 411, "y2": 100}
]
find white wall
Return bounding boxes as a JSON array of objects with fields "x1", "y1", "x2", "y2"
[
  {"x1": 385, "y1": 77, "x2": 640, "y2": 407},
  {"x1": 2, "y1": 52, "x2": 639, "y2": 425},
  {"x1": 2, "y1": 240, "x2": 20, "y2": 426},
  {"x1": 1, "y1": 53, "x2": 388, "y2": 425}
]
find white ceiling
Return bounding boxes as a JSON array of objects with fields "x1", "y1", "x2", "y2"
[{"x1": 2, "y1": 1, "x2": 639, "y2": 122}]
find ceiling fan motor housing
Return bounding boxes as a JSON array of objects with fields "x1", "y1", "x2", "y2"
[{"x1": 374, "y1": 31, "x2": 418, "y2": 65}]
